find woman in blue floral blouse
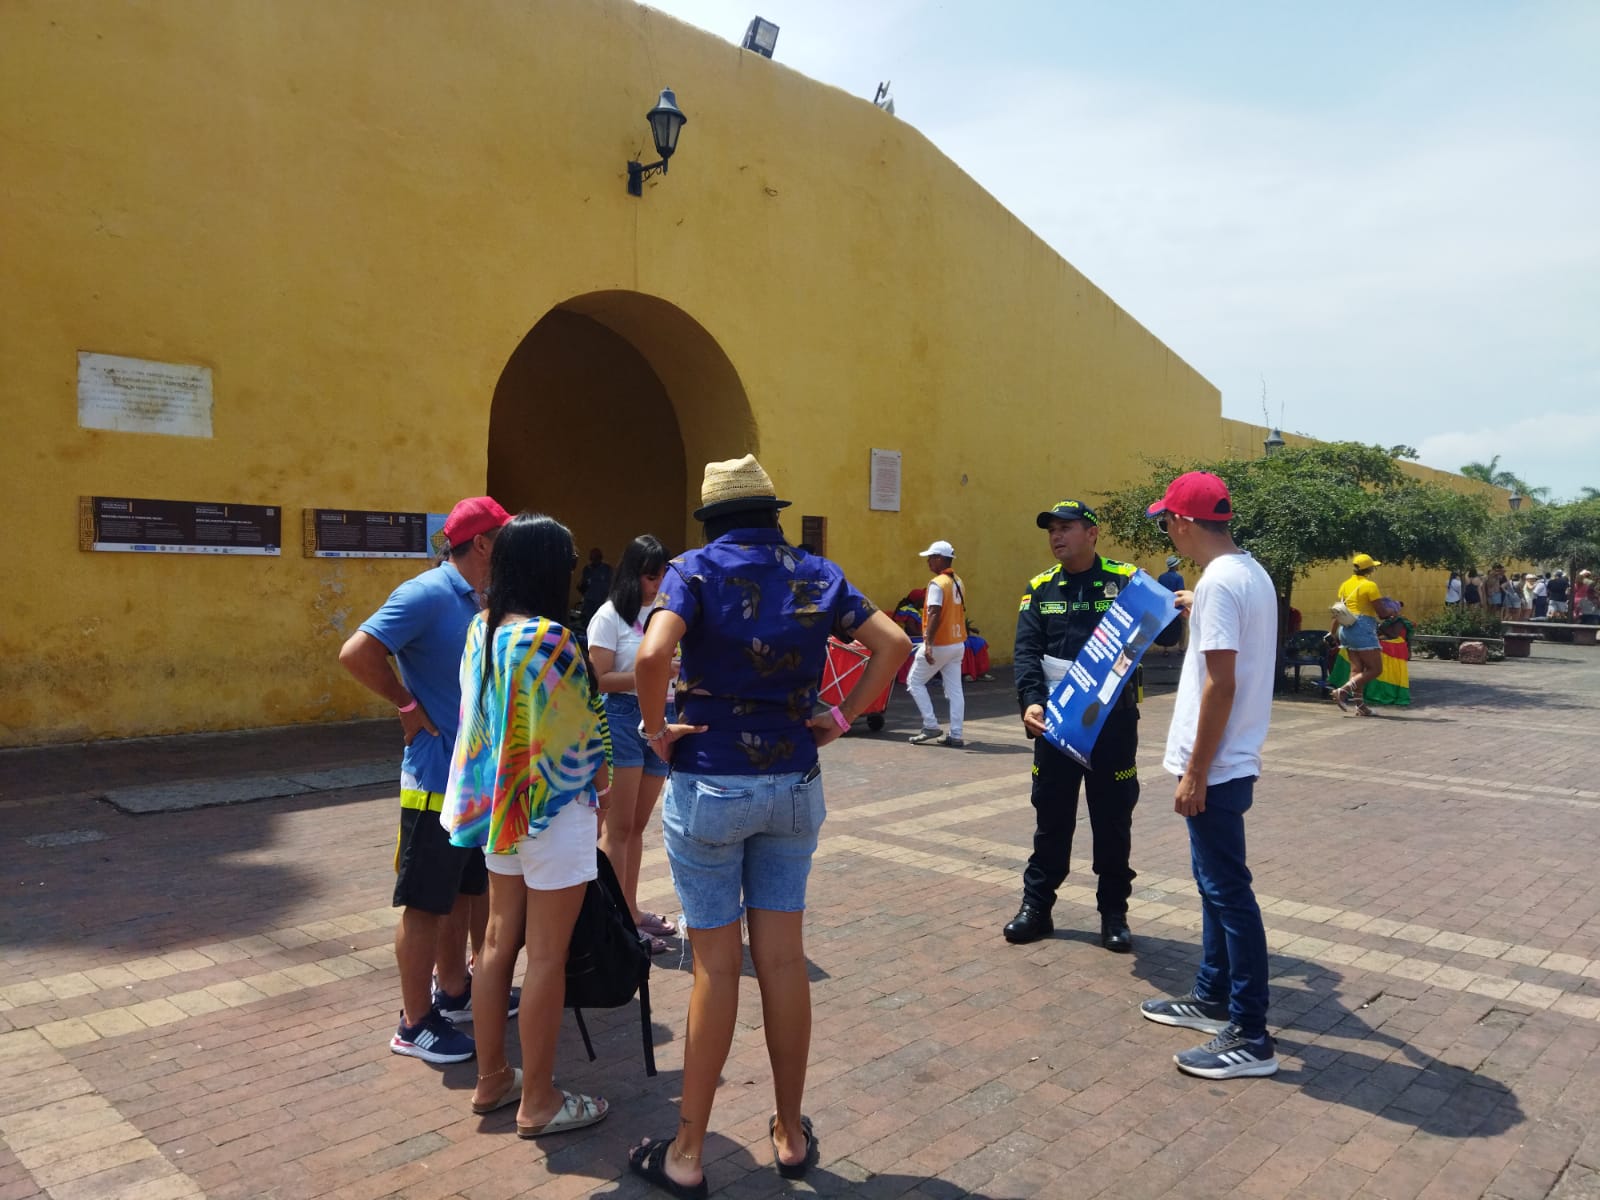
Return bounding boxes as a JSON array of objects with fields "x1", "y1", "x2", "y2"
[{"x1": 624, "y1": 455, "x2": 909, "y2": 1198}]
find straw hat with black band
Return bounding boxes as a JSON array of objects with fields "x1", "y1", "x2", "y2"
[{"x1": 693, "y1": 454, "x2": 793, "y2": 522}]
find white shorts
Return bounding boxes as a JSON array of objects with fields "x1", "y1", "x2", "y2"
[{"x1": 484, "y1": 800, "x2": 599, "y2": 891}]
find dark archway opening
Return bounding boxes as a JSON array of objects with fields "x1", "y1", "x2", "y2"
[{"x1": 487, "y1": 291, "x2": 756, "y2": 606}]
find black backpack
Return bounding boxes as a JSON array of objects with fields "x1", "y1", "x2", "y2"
[{"x1": 565, "y1": 849, "x2": 657, "y2": 1075}]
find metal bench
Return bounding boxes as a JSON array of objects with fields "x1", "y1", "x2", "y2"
[
  {"x1": 1500, "y1": 620, "x2": 1600, "y2": 645},
  {"x1": 1280, "y1": 630, "x2": 1330, "y2": 691}
]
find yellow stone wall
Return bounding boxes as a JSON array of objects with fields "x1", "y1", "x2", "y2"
[{"x1": 0, "y1": 0, "x2": 1496, "y2": 745}]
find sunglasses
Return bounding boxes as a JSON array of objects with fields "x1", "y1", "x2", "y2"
[{"x1": 1156, "y1": 514, "x2": 1192, "y2": 535}]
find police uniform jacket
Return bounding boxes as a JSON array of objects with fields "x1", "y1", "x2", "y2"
[{"x1": 1015, "y1": 554, "x2": 1139, "y2": 714}]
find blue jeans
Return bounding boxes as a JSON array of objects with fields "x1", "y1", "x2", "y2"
[{"x1": 1187, "y1": 775, "x2": 1269, "y2": 1038}]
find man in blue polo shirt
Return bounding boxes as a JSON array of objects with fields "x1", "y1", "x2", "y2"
[{"x1": 340, "y1": 495, "x2": 512, "y2": 1063}]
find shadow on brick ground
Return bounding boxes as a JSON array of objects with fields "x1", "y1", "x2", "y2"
[
  {"x1": 4, "y1": 784, "x2": 381, "y2": 952},
  {"x1": 1113, "y1": 929, "x2": 1527, "y2": 1140}
]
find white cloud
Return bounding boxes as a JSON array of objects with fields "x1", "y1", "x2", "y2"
[{"x1": 1417, "y1": 412, "x2": 1600, "y2": 501}]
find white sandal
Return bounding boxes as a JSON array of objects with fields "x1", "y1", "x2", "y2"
[{"x1": 517, "y1": 1090, "x2": 609, "y2": 1138}]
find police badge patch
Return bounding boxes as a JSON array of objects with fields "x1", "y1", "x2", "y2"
[{"x1": 1104, "y1": 581, "x2": 1119, "y2": 599}]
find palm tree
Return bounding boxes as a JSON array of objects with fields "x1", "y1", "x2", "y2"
[
  {"x1": 1459, "y1": 456, "x2": 1549, "y2": 504},
  {"x1": 1580, "y1": 487, "x2": 1600, "y2": 501}
]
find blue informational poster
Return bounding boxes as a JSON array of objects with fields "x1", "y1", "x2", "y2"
[
  {"x1": 1043, "y1": 568, "x2": 1178, "y2": 767},
  {"x1": 426, "y1": 513, "x2": 449, "y2": 560}
]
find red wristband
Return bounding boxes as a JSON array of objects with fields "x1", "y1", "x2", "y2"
[
  {"x1": 397, "y1": 699, "x2": 418, "y2": 714},
  {"x1": 830, "y1": 705, "x2": 851, "y2": 732}
]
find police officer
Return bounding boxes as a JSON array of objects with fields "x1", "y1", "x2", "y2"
[{"x1": 1006, "y1": 499, "x2": 1139, "y2": 951}]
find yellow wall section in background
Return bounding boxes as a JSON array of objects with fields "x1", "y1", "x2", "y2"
[{"x1": 0, "y1": 0, "x2": 1482, "y2": 744}]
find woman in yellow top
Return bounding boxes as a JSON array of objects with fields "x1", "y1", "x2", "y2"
[{"x1": 1329, "y1": 553, "x2": 1383, "y2": 717}]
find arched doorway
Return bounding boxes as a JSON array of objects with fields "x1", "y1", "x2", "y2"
[{"x1": 487, "y1": 291, "x2": 756, "y2": 590}]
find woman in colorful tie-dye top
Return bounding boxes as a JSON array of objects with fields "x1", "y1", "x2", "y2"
[{"x1": 441, "y1": 513, "x2": 613, "y2": 1135}]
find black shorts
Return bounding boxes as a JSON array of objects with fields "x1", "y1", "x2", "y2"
[{"x1": 393, "y1": 794, "x2": 488, "y2": 914}]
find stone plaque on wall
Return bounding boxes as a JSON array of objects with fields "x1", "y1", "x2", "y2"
[
  {"x1": 869, "y1": 448, "x2": 902, "y2": 512},
  {"x1": 77, "y1": 352, "x2": 214, "y2": 438}
]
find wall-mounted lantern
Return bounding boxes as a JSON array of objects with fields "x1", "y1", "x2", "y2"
[
  {"x1": 1508, "y1": 492, "x2": 1523, "y2": 512},
  {"x1": 626, "y1": 88, "x2": 688, "y2": 197},
  {"x1": 1263, "y1": 427, "x2": 1286, "y2": 457}
]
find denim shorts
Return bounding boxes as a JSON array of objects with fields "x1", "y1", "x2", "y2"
[
  {"x1": 1339, "y1": 614, "x2": 1381, "y2": 651},
  {"x1": 603, "y1": 693, "x2": 673, "y2": 777},
  {"x1": 662, "y1": 768, "x2": 826, "y2": 929}
]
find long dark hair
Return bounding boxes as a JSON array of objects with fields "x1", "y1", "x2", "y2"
[
  {"x1": 608, "y1": 534, "x2": 668, "y2": 626},
  {"x1": 478, "y1": 513, "x2": 578, "y2": 704}
]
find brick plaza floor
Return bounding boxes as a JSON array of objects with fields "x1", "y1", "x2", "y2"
[{"x1": 2, "y1": 642, "x2": 1599, "y2": 1199}]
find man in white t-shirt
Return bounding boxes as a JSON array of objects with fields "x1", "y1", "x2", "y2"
[{"x1": 1138, "y1": 471, "x2": 1280, "y2": 1079}]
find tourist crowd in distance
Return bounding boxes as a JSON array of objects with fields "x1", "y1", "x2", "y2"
[
  {"x1": 1449, "y1": 567, "x2": 1597, "y2": 621},
  {"x1": 336, "y1": 458, "x2": 1289, "y2": 1197}
]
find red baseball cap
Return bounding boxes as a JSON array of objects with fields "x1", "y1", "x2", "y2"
[
  {"x1": 441, "y1": 496, "x2": 513, "y2": 545},
  {"x1": 1147, "y1": 471, "x2": 1234, "y2": 521}
]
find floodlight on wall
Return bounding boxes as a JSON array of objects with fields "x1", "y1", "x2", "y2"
[
  {"x1": 1508, "y1": 492, "x2": 1523, "y2": 511},
  {"x1": 741, "y1": 16, "x2": 779, "y2": 57},
  {"x1": 1263, "y1": 427, "x2": 1286, "y2": 456},
  {"x1": 873, "y1": 81, "x2": 895, "y2": 115},
  {"x1": 626, "y1": 88, "x2": 688, "y2": 197}
]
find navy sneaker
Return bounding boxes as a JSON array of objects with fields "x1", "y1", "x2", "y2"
[
  {"x1": 433, "y1": 976, "x2": 521, "y2": 1024},
  {"x1": 390, "y1": 1007, "x2": 475, "y2": 1064},
  {"x1": 1173, "y1": 1024, "x2": 1279, "y2": 1079},
  {"x1": 1140, "y1": 991, "x2": 1231, "y2": 1034}
]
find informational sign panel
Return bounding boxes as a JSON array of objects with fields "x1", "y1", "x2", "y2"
[
  {"x1": 79, "y1": 496, "x2": 280, "y2": 556},
  {"x1": 77, "y1": 352, "x2": 214, "y2": 438},
  {"x1": 303, "y1": 508, "x2": 431, "y2": 559},
  {"x1": 1042, "y1": 569, "x2": 1174, "y2": 766},
  {"x1": 427, "y1": 513, "x2": 449, "y2": 560},
  {"x1": 869, "y1": 448, "x2": 901, "y2": 512}
]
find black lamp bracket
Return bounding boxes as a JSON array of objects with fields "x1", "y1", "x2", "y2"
[{"x1": 627, "y1": 158, "x2": 670, "y2": 196}]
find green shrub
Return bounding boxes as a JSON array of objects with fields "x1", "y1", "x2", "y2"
[
  {"x1": 1416, "y1": 608, "x2": 1504, "y2": 639},
  {"x1": 1414, "y1": 608, "x2": 1504, "y2": 659}
]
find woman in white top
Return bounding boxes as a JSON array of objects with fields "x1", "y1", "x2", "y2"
[{"x1": 587, "y1": 535, "x2": 679, "y2": 949}]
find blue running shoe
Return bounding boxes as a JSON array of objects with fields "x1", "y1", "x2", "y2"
[
  {"x1": 1174, "y1": 1024, "x2": 1279, "y2": 1079},
  {"x1": 1140, "y1": 991, "x2": 1231, "y2": 1034},
  {"x1": 390, "y1": 1007, "x2": 475, "y2": 1064},
  {"x1": 434, "y1": 976, "x2": 521, "y2": 1024}
]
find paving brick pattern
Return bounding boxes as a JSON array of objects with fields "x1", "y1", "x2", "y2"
[{"x1": 2, "y1": 644, "x2": 1598, "y2": 1197}]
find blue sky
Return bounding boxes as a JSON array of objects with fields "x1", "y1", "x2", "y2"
[{"x1": 643, "y1": 1, "x2": 1600, "y2": 499}]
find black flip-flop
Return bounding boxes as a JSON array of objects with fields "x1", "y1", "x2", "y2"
[
  {"x1": 768, "y1": 1114, "x2": 819, "y2": 1180},
  {"x1": 628, "y1": 1137, "x2": 708, "y2": 1200}
]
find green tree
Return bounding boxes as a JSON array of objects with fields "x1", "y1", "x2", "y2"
[
  {"x1": 1483, "y1": 497, "x2": 1600, "y2": 580},
  {"x1": 1098, "y1": 442, "x2": 1493, "y2": 629}
]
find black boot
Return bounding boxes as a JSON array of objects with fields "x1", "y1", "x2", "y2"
[
  {"x1": 1100, "y1": 915, "x2": 1132, "y2": 953},
  {"x1": 1003, "y1": 903, "x2": 1053, "y2": 944}
]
